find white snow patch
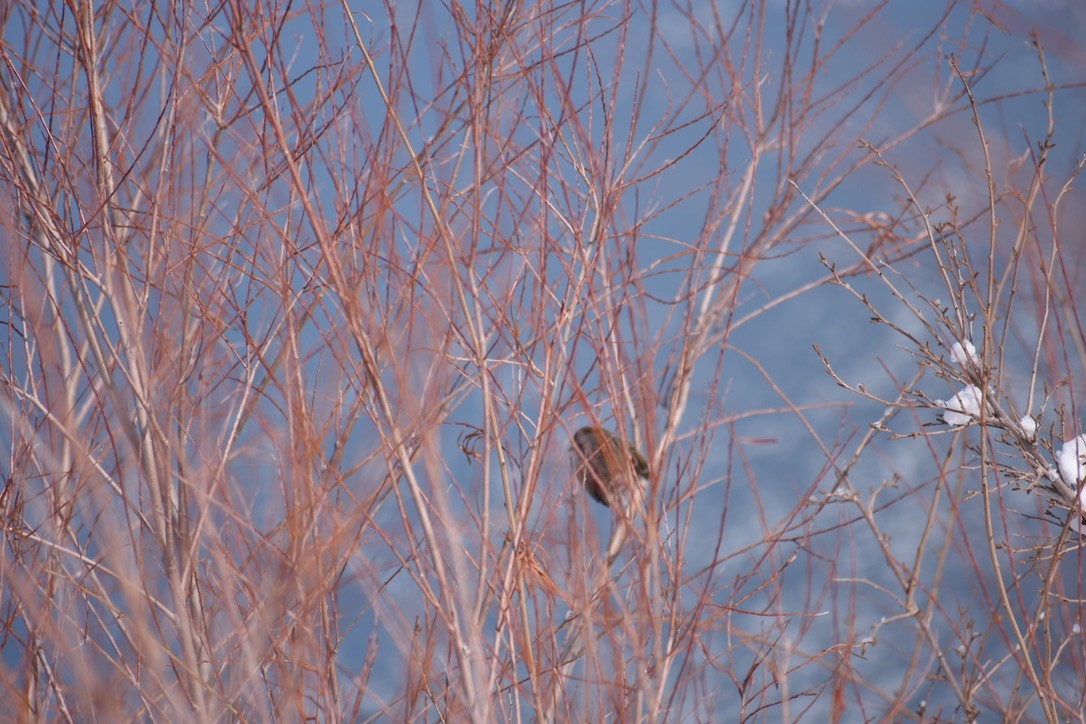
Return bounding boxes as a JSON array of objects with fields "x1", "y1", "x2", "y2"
[
  {"x1": 937, "y1": 385, "x2": 983, "y2": 427},
  {"x1": 1057, "y1": 434, "x2": 1086, "y2": 489},
  {"x1": 950, "y1": 339, "x2": 977, "y2": 367}
]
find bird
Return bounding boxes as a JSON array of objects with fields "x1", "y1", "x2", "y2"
[{"x1": 570, "y1": 426, "x2": 649, "y2": 507}]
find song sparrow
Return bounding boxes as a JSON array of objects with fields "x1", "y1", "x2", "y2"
[{"x1": 571, "y1": 426, "x2": 649, "y2": 507}]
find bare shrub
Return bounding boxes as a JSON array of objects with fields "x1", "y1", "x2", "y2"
[{"x1": 0, "y1": 1, "x2": 1082, "y2": 720}]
